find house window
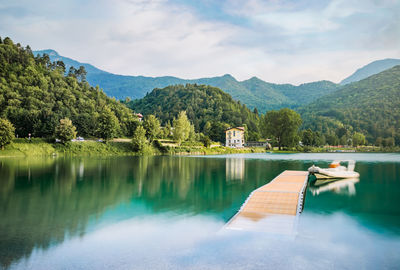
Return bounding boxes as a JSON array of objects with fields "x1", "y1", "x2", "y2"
[{"x1": 233, "y1": 131, "x2": 236, "y2": 137}]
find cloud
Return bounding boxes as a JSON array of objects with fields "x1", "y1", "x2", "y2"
[{"x1": 0, "y1": 0, "x2": 399, "y2": 84}]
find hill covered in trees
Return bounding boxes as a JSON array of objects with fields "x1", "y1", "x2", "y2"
[
  {"x1": 127, "y1": 84, "x2": 261, "y2": 142},
  {"x1": 0, "y1": 38, "x2": 138, "y2": 139},
  {"x1": 301, "y1": 65, "x2": 400, "y2": 145},
  {"x1": 34, "y1": 50, "x2": 339, "y2": 113},
  {"x1": 340, "y1": 58, "x2": 400, "y2": 85}
]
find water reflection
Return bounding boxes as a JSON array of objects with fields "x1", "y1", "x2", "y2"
[
  {"x1": 1, "y1": 155, "x2": 400, "y2": 269},
  {"x1": 0, "y1": 156, "x2": 271, "y2": 268},
  {"x1": 309, "y1": 178, "x2": 359, "y2": 196},
  {"x1": 7, "y1": 214, "x2": 400, "y2": 270},
  {"x1": 225, "y1": 158, "x2": 245, "y2": 181}
]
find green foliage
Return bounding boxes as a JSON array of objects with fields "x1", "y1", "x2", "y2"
[
  {"x1": 301, "y1": 65, "x2": 400, "y2": 146},
  {"x1": 152, "y1": 139, "x2": 169, "y2": 153},
  {"x1": 0, "y1": 37, "x2": 136, "y2": 139},
  {"x1": 128, "y1": 84, "x2": 260, "y2": 142},
  {"x1": 0, "y1": 118, "x2": 15, "y2": 149},
  {"x1": 131, "y1": 125, "x2": 148, "y2": 152},
  {"x1": 55, "y1": 118, "x2": 77, "y2": 143},
  {"x1": 301, "y1": 129, "x2": 325, "y2": 147},
  {"x1": 352, "y1": 132, "x2": 366, "y2": 147},
  {"x1": 173, "y1": 111, "x2": 192, "y2": 145},
  {"x1": 262, "y1": 108, "x2": 302, "y2": 150},
  {"x1": 96, "y1": 107, "x2": 120, "y2": 140},
  {"x1": 143, "y1": 114, "x2": 160, "y2": 142},
  {"x1": 200, "y1": 134, "x2": 212, "y2": 148}
]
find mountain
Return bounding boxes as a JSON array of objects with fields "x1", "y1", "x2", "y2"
[
  {"x1": 33, "y1": 50, "x2": 339, "y2": 113},
  {"x1": 301, "y1": 65, "x2": 400, "y2": 144},
  {"x1": 340, "y1": 58, "x2": 400, "y2": 85},
  {"x1": 127, "y1": 84, "x2": 260, "y2": 142},
  {"x1": 1, "y1": 39, "x2": 137, "y2": 138}
]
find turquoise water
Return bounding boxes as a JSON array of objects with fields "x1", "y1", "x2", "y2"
[{"x1": 0, "y1": 153, "x2": 399, "y2": 269}]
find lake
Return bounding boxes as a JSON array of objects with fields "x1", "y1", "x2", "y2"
[{"x1": 1, "y1": 153, "x2": 400, "y2": 269}]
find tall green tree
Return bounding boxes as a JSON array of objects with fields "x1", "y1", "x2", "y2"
[
  {"x1": 262, "y1": 108, "x2": 302, "y2": 150},
  {"x1": 162, "y1": 121, "x2": 172, "y2": 139},
  {"x1": 55, "y1": 118, "x2": 77, "y2": 143},
  {"x1": 301, "y1": 129, "x2": 314, "y2": 146},
  {"x1": 131, "y1": 125, "x2": 148, "y2": 152},
  {"x1": 173, "y1": 111, "x2": 192, "y2": 145},
  {"x1": 352, "y1": 132, "x2": 366, "y2": 147},
  {"x1": 96, "y1": 107, "x2": 120, "y2": 141},
  {"x1": 0, "y1": 118, "x2": 15, "y2": 149},
  {"x1": 143, "y1": 114, "x2": 160, "y2": 142}
]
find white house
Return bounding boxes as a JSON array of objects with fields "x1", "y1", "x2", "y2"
[{"x1": 225, "y1": 127, "x2": 245, "y2": 148}]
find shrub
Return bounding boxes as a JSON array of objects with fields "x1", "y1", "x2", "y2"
[{"x1": 0, "y1": 118, "x2": 15, "y2": 149}]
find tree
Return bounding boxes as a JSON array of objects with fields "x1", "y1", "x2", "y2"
[
  {"x1": 302, "y1": 129, "x2": 314, "y2": 146},
  {"x1": 162, "y1": 121, "x2": 172, "y2": 139},
  {"x1": 200, "y1": 134, "x2": 211, "y2": 148},
  {"x1": 262, "y1": 108, "x2": 302, "y2": 150},
  {"x1": 68, "y1": 66, "x2": 77, "y2": 78},
  {"x1": 188, "y1": 124, "x2": 196, "y2": 142},
  {"x1": 55, "y1": 118, "x2": 77, "y2": 143},
  {"x1": 352, "y1": 132, "x2": 366, "y2": 147},
  {"x1": 96, "y1": 107, "x2": 120, "y2": 141},
  {"x1": 382, "y1": 137, "x2": 395, "y2": 148},
  {"x1": 0, "y1": 118, "x2": 15, "y2": 149},
  {"x1": 143, "y1": 114, "x2": 160, "y2": 142},
  {"x1": 173, "y1": 111, "x2": 192, "y2": 145},
  {"x1": 131, "y1": 125, "x2": 148, "y2": 152},
  {"x1": 76, "y1": 66, "x2": 87, "y2": 82},
  {"x1": 325, "y1": 133, "x2": 339, "y2": 146}
]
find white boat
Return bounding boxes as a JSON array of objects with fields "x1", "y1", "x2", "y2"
[{"x1": 308, "y1": 160, "x2": 360, "y2": 182}]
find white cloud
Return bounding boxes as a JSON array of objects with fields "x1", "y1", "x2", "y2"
[{"x1": 0, "y1": 0, "x2": 399, "y2": 84}]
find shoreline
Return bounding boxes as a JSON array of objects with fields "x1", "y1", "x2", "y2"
[
  {"x1": 0, "y1": 139, "x2": 267, "y2": 158},
  {"x1": 1, "y1": 139, "x2": 398, "y2": 158}
]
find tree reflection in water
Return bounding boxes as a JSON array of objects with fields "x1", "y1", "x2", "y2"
[{"x1": 0, "y1": 156, "x2": 278, "y2": 268}]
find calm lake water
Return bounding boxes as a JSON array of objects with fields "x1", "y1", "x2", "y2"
[{"x1": 1, "y1": 153, "x2": 400, "y2": 269}]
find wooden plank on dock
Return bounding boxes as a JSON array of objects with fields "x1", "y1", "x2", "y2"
[{"x1": 225, "y1": 170, "x2": 308, "y2": 234}]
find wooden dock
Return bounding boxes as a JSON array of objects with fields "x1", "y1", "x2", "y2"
[{"x1": 225, "y1": 170, "x2": 309, "y2": 234}]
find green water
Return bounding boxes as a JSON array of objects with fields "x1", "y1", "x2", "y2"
[{"x1": 1, "y1": 153, "x2": 400, "y2": 269}]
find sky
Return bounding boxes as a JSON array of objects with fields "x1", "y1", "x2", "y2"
[{"x1": 0, "y1": 0, "x2": 399, "y2": 84}]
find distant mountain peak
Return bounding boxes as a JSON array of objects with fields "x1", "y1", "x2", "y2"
[
  {"x1": 340, "y1": 58, "x2": 400, "y2": 85},
  {"x1": 221, "y1": 74, "x2": 235, "y2": 79}
]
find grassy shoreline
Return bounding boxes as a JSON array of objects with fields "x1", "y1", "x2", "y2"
[
  {"x1": 1, "y1": 139, "x2": 398, "y2": 158},
  {"x1": 0, "y1": 139, "x2": 267, "y2": 157}
]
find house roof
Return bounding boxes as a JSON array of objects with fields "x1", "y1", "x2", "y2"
[{"x1": 225, "y1": 126, "x2": 245, "y2": 132}]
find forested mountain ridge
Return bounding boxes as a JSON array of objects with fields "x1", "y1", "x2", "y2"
[
  {"x1": 0, "y1": 38, "x2": 138, "y2": 138},
  {"x1": 340, "y1": 58, "x2": 400, "y2": 85},
  {"x1": 301, "y1": 65, "x2": 400, "y2": 144},
  {"x1": 127, "y1": 84, "x2": 261, "y2": 142},
  {"x1": 33, "y1": 49, "x2": 339, "y2": 113}
]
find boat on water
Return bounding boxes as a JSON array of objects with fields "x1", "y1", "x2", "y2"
[{"x1": 308, "y1": 160, "x2": 360, "y2": 185}]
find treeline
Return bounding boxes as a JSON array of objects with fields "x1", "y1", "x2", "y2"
[{"x1": 0, "y1": 37, "x2": 138, "y2": 140}]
